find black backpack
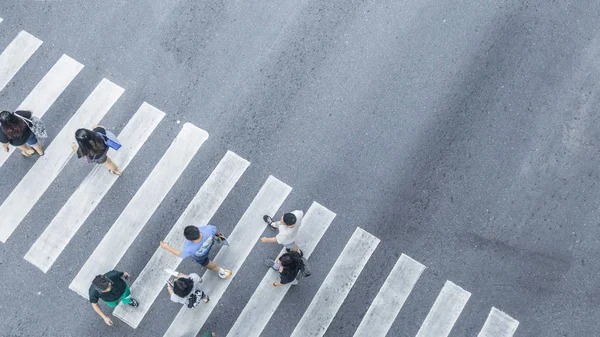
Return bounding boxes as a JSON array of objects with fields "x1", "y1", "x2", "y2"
[
  {"x1": 186, "y1": 290, "x2": 206, "y2": 308},
  {"x1": 297, "y1": 257, "x2": 312, "y2": 279}
]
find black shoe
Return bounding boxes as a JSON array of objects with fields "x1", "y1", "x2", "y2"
[
  {"x1": 263, "y1": 215, "x2": 277, "y2": 230},
  {"x1": 128, "y1": 298, "x2": 139, "y2": 307}
]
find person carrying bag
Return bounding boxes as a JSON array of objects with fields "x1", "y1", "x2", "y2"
[{"x1": 71, "y1": 125, "x2": 123, "y2": 176}]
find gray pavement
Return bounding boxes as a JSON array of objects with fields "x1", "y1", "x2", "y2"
[{"x1": 1, "y1": 0, "x2": 599, "y2": 336}]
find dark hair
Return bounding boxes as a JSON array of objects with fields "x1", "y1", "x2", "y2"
[
  {"x1": 173, "y1": 277, "x2": 194, "y2": 297},
  {"x1": 92, "y1": 275, "x2": 111, "y2": 292},
  {"x1": 0, "y1": 110, "x2": 27, "y2": 139},
  {"x1": 282, "y1": 213, "x2": 297, "y2": 226},
  {"x1": 75, "y1": 128, "x2": 107, "y2": 157},
  {"x1": 184, "y1": 226, "x2": 200, "y2": 240},
  {"x1": 279, "y1": 251, "x2": 303, "y2": 269}
]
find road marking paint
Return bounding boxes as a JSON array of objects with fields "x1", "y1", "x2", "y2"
[
  {"x1": 477, "y1": 307, "x2": 519, "y2": 337},
  {"x1": 24, "y1": 102, "x2": 165, "y2": 272},
  {"x1": 113, "y1": 151, "x2": 250, "y2": 328},
  {"x1": 227, "y1": 201, "x2": 336, "y2": 337},
  {"x1": 290, "y1": 227, "x2": 380, "y2": 337},
  {"x1": 68, "y1": 123, "x2": 208, "y2": 298},
  {"x1": 353, "y1": 254, "x2": 426, "y2": 337},
  {"x1": 163, "y1": 176, "x2": 292, "y2": 337},
  {"x1": 0, "y1": 79, "x2": 123, "y2": 243},
  {"x1": 415, "y1": 280, "x2": 471, "y2": 337},
  {"x1": 0, "y1": 30, "x2": 42, "y2": 91}
]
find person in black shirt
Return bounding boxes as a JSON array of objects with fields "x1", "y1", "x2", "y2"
[
  {"x1": 71, "y1": 126, "x2": 122, "y2": 176},
  {"x1": 0, "y1": 110, "x2": 44, "y2": 156},
  {"x1": 266, "y1": 251, "x2": 303, "y2": 286},
  {"x1": 88, "y1": 270, "x2": 138, "y2": 326}
]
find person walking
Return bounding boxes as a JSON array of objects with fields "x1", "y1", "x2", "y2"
[
  {"x1": 89, "y1": 270, "x2": 138, "y2": 326},
  {"x1": 265, "y1": 251, "x2": 304, "y2": 286},
  {"x1": 71, "y1": 126, "x2": 121, "y2": 176},
  {"x1": 166, "y1": 272, "x2": 209, "y2": 308},
  {"x1": 261, "y1": 210, "x2": 304, "y2": 255},
  {"x1": 160, "y1": 225, "x2": 232, "y2": 279},
  {"x1": 0, "y1": 110, "x2": 44, "y2": 156}
]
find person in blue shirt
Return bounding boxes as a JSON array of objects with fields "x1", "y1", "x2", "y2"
[{"x1": 160, "y1": 225, "x2": 232, "y2": 279}]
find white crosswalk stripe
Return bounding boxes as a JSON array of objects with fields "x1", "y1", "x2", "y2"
[
  {"x1": 0, "y1": 30, "x2": 42, "y2": 91},
  {"x1": 24, "y1": 102, "x2": 165, "y2": 273},
  {"x1": 354, "y1": 254, "x2": 426, "y2": 337},
  {"x1": 163, "y1": 175, "x2": 292, "y2": 337},
  {"x1": 416, "y1": 280, "x2": 471, "y2": 337},
  {"x1": 290, "y1": 227, "x2": 380, "y2": 337},
  {"x1": 0, "y1": 78, "x2": 123, "y2": 243},
  {"x1": 0, "y1": 54, "x2": 84, "y2": 169},
  {"x1": 113, "y1": 150, "x2": 250, "y2": 328},
  {"x1": 227, "y1": 201, "x2": 336, "y2": 337},
  {"x1": 68, "y1": 123, "x2": 208, "y2": 298},
  {"x1": 478, "y1": 307, "x2": 519, "y2": 337}
]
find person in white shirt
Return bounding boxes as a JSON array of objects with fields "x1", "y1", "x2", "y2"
[
  {"x1": 260, "y1": 210, "x2": 304, "y2": 255},
  {"x1": 165, "y1": 272, "x2": 209, "y2": 308}
]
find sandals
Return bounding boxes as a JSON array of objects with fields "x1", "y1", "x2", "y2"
[
  {"x1": 21, "y1": 150, "x2": 35, "y2": 157},
  {"x1": 108, "y1": 169, "x2": 122, "y2": 176}
]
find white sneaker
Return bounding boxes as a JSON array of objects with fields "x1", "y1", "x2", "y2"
[
  {"x1": 289, "y1": 279, "x2": 299, "y2": 286},
  {"x1": 218, "y1": 269, "x2": 232, "y2": 279}
]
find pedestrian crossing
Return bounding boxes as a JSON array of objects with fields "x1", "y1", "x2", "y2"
[{"x1": 0, "y1": 26, "x2": 520, "y2": 337}]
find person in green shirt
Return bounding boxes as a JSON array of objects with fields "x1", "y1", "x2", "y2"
[{"x1": 88, "y1": 270, "x2": 139, "y2": 326}]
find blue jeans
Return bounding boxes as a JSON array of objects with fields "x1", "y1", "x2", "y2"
[{"x1": 25, "y1": 132, "x2": 38, "y2": 146}]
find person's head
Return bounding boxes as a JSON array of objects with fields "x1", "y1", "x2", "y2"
[
  {"x1": 281, "y1": 213, "x2": 297, "y2": 226},
  {"x1": 75, "y1": 128, "x2": 106, "y2": 155},
  {"x1": 173, "y1": 277, "x2": 194, "y2": 297},
  {"x1": 184, "y1": 226, "x2": 201, "y2": 241},
  {"x1": 279, "y1": 251, "x2": 302, "y2": 269},
  {"x1": 0, "y1": 110, "x2": 27, "y2": 139},
  {"x1": 92, "y1": 275, "x2": 112, "y2": 293}
]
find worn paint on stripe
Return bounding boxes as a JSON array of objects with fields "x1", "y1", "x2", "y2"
[
  {"x1": 68, "y1": 123, "x2": 208, "y2": 298},
  {"x1": 0, "y1": 79, "x2": 123, "y2": 243},
  {"x1": 163, "y1": 176, "x2": 292, "y2": 337},
  {"x1": 112, "y1": 151, "x2": 250, "y2": 328},
  {"x1": 415, "y1": 280, "x2": 471, "y2": 337},
  {"x1": 227, "y1": 201, "x2": 336, "y2": 337},
  {"x1": 477, "y1": 307, "x2": 519, "y2": 337},
  {"x1": 24, "y1": 102, "x2": 165, "y2": 272},
  {"x1": 353, "y1": 254, "x2": 425, "y2": 337},
  {"x1": 0, "y1": 54, "x2": 84, "y2": 169},
  {"x1": 290, "y1": 227, "x2": 380, "y2": 337},
  {"x1": 0, "y1": 31, "x2": 42, "y2": 91}
]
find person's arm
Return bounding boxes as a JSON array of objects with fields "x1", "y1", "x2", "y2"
[
  {"x1": 91, "y1": 303, "x2": 113, "y2": 326},
  {"x1": 166, "y1": 280, "x2": 174, "y2": 296},
  {"x1": 260, "y1": 237, "x2": 278, "y2": 243},
  {"x1": 160, "y1": 241, "x2": 181, "y2": 257}
]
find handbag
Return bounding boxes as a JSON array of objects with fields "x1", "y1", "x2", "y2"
[
  {"x1": 297, "y1": 257, "x2": 311, "y2": 278},
  {"x1": 96, "y1": 130, "x2": 121, "y2": 150},
  {"x1": 14, "y1": 113, "x2": 48, "y2": 138}
]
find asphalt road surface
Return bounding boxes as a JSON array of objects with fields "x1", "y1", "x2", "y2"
[{"x1": 0, "y1": 1, "x2": 599, "y2": 336}]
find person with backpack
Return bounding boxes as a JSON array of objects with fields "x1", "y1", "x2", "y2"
[
  {"x1": 89, "y1": 270, "x2": 139, "y2": 326},
  {"x1": 266, "y1": 251, "x2": 307, "y2": 286},
  {"x1": 0, "y1": 110, "x2": 44, "y2": 156},
  {"x1": 71, "y1": 126, "x2": 122, "y2": 176},
  {"x1": 261, "y1": 210, "x2": 304, "y2": 256},
  {"x1": 160, "y1": 225, "x2": 233, "y2": 279},
  {"x1": 166, "y1": 272, "x2": 209, "y2": 308}
]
